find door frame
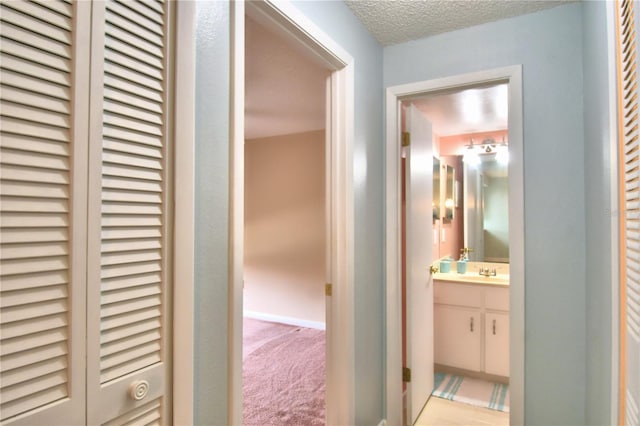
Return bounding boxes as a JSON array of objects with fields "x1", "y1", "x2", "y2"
[
  {"x1": 385, "y1": 66, "x2": 525, "y2": 424},
  {"x1": 172, "y1": 1, "x2": 196, "y2": 424},
  {"x1": 230, "y1": 1, "x2": 356, "y2": 424}
]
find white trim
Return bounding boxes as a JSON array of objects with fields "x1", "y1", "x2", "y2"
[
  {"x1": 606, "y1": 1, "x2": 621, "y2": 424},
  {"x1": 244, "y1": 311, "x2": 326, "y2": 330},
  {"x1": 231, "y1": 2, "x2": 355, "y2": 425},
  {"x1": 385, "y1": 66, "x2": 525, "y2": 426},
  {"x1": 229, "y1": 1, "x2": 245, "y2": 425},
  {"x1": 377, "y1": 420, "x2": 388, "y2": 426},
  {"x1": 173, "y1": 1, "x2": 195, "y2": 425}
]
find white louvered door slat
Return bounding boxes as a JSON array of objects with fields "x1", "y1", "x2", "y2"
[
  {"x1": 617, "y1": 1, "x2": 640, "y2": 424},
  {"x1": 86, "y1": 0, "x2": 172, "y2": 423},
  {"x1": 0, "y1": 1, "x2": 90, "y2": 424}
]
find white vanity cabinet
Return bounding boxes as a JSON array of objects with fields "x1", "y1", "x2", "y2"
[
  {"x1": 434, "y1": 305, "x2": 482, "y2": 371},
  {"x1": 484, "y1": 286, "x2": 510, "y2": 377},
  {"x1": 484, "y1": 311, "x2": 510, "y2": 377},
  {"x1": 434, "y1": 280, "x2": 510, "y2": 378}
]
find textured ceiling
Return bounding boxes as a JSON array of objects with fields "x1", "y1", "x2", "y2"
[{"x1": 344, "y1": 0, "x2": 576, "y2": 46}]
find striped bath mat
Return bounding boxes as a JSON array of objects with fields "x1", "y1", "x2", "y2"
[{"x1": 432, "y1": 372, "x2": 509, "y2": 412}]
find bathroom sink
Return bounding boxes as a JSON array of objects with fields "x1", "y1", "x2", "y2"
[{"x1": 433, "y1": 271, "x2": 509, "y2": 286}]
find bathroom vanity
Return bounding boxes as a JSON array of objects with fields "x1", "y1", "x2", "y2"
[{"x1": 433, "y1": 265, "x2": 509, "y2": 381}]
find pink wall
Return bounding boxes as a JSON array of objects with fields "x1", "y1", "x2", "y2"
[{"x1": 244, "y1": 130, "x2": 326, "y2": 324}]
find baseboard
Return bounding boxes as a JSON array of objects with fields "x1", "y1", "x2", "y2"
[
  {"x1": 377, "y1": 420, "x2": 387, "y2": 426},
  {"x1": 243, "y1": 310, "x2": 326, "y2": 330}
]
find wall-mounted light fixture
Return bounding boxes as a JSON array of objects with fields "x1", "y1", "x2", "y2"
[{"x1": 463, "y1": 137, "x2": 508, "y2": 166}]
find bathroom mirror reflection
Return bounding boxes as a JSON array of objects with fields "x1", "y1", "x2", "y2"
[
  {"x1": 443, "y1": 164, "x2": 455, "y2": 221},
  {"x1": 465, "y1": 151, "x2": 508, "y2": 262},
  {"x1": 411, "y1": 82, "x2": 510, "y2": 264},
  {"x1": 433, "y1": 157, "x2": 440, "y2": 221},
  {"x1": 438, "y1": 150, "x2": 509, "y2": 263}
]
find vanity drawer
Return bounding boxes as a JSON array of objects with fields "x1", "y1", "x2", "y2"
[
  {"x1": 434, "y1": 281, "x2": 483, "y2": 308},
  {"x1": 485, "y1": 287, "x2": 510, "y2": 311}
]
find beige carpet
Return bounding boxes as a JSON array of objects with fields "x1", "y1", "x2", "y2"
[{"x1": 243, "y1": 318, "x2": 325, "y2": 425}]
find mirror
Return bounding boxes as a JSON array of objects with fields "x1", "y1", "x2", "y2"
[
  {"x1": 443, "y1": 165, "x2": 455, "y2": 221},
  {"x1": 433, "y1": 157, "x2": 440, "y2": 221},
  {"x1": 436, "y1": 151, "x2": 509, "y2": 263},
  {"x1": 463, "y1": 153, "x2": 509, "y2": 262}
]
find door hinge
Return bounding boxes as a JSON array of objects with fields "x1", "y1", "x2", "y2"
[
  {"x1": 402, "y1": 132, "x2": 411, "y2": 147},
  {"x1": 403, "y1": 367, "x2": 411, "y2": 382},
  {"x1": 325, "y1": 283, "x2": 332, "y2": 296}
]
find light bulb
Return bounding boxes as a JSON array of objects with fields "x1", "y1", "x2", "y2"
[
  {"x1": 496, "y1": 145, "x2": 508, "y2": 165},
  {"x1": 463, "y1": 146, "x2": 481, "y2": 167}
]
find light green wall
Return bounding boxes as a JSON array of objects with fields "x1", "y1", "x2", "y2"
[
  {"x1": 483, "y1": 176, "x2": 509, "y2": 261},
  {"x1": 582, "y1": 1, "x2": 615, "y2": 424},
  {"x1": 194, "y1": 1, "x2": 231, "y2": 423},
  {"x1": 193, "y1": 1, "x2": 616, "y2": 424}
]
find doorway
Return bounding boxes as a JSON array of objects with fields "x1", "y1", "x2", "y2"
[
  {"x1": 243, "y1": 12, "x2": 329, "y2": 422},
  {"x1": 386, "y1": 66, "x2": 525, "y2": 425},
  {"x1": 230, "y1": 2, "x2": 356, "y2": 425},
  {"x1": 403, "y1": 83, "x2": 511, "y2": 424}
]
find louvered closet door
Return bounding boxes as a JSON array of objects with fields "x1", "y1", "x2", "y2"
[
  {"x1": 0, "y1": 1, "x2": 90, "y2": 424},
  {"x1": 617, "y1": 0, "x2": 640, "y2": 424},
  {"x1": 85, "y1": 0, "x2": 173, "y2": 424}
]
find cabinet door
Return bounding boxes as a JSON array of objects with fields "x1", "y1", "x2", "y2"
[
  {"x1": 484, "y1": 312, "x2": 509, "y2": 377},
  {"x1": 434, "y1": 305, "x2": 482, "y2": 372}
]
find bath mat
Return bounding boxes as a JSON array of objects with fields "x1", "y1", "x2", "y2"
[{"x1": 432, "y1": 372, "x2": 509, "y2": 412}]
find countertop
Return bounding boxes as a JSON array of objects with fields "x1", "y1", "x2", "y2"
[{"x1": 433, "y1": 271, "x2": 510, "y2": 287}]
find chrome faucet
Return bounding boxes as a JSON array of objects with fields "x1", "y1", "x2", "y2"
[{"x1": 479, "y1": 266, "x2": 497, "y2": 277}]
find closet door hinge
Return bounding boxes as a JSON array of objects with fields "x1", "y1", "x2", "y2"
[{"x1": 403, "y1": 367, "x2": 411, "y2": 383}]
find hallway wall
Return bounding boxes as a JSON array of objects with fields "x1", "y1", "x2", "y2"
[
  {"x1": 384, "y1": 3, "x2": 587, "y2": 424},
  {"x1": 582, "y1": 1, "x2": 616, "y2": 424},
  {"x1": 194, "y1": 1, "x2": 231, "y2": 422}
]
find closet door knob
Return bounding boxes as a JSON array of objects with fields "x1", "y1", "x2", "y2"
[{"x1": 129, "y1": 380, "x2": 149, "y2": 401}]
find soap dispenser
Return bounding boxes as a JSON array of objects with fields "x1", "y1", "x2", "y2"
[{"x1": 457, "y1": 248, "x2": 470, "y2": 274}]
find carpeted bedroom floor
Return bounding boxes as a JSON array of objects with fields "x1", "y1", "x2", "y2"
[{"x1": 243, "y1": 318, "x2": 325, "y2": 425}]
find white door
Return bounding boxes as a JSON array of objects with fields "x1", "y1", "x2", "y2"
[
  {"x1": 0, "y1": 1, "x2": 174, "y2": 424},
  {"x1": 86, "y1": 1, "x2": 173, "y2": 423},
  {"x1": 0, "y1": 1, "x2": 89, "y2": 423},
  {"x1": 616, "y1": 0, "x2": 640, "y2": 423},
  {"x1": 404, "y1": 103, "x2": 434, "y2": 424}
]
